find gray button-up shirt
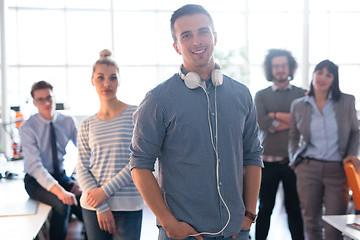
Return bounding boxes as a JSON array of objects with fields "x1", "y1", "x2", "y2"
[{"x1": 130, "y1": 73, "x2": 263, "y2": 238}]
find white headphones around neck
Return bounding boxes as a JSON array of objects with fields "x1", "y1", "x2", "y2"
[
  {"x1": 178, "y1": 63, "x2": 231, "y2": 237},
  {"x1": 179, "y1": 64, "x2": 223, "y2": 89}
]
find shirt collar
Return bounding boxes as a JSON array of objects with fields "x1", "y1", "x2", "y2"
[
  {"x1": 37, "y1": 111, "x2": 58, "y2": 124},
  {"x1": 271, "y1": 83, "x2": 292, "y2": 91},
  {"x1": 304, "y1": 92, "x2": 333, "y2": 103}
]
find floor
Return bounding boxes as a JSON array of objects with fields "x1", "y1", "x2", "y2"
[
  {"x1": 65, "y1": 184, "x2": 291, "y2": 240},
  {"x1": 66, "y1": 219, "x2": 85, "y2": 240}
]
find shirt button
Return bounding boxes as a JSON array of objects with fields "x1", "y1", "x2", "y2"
[{"x1": 219, "y1": 181, "x2": 222, "y2": 186}]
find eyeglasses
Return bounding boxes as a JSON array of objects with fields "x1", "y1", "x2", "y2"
[
  {"x1": 34, "y1": 95, "x2": 53, "y2": 104},
  {"x1": 272, "y1": 64, "x2": 289, "y2": 69}
]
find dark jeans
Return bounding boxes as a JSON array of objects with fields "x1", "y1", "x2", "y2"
[
  {"x1": 24, "y1": 173, "x2": 83, "y2": 240},
  {"x1": 82, "y1": 208, "x2": 142, "y2": 240},
  {"x1": 255, "y1": 161, "x2": 304, "y2": 240}
]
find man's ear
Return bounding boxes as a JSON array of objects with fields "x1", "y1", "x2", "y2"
[
  {"x1": 213, "y1": 32, "x2": 218, "y2": 46},
  {"x1": 173, "y1": 42, "x2": 182, "y2": 55},
  {"x1": 91, "y1": 77, "x2": 95, "y2": 86}
]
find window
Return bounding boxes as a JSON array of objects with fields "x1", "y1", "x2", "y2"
[{"x1": 4, "y1": 0, "x2": 360, "y2": 117}]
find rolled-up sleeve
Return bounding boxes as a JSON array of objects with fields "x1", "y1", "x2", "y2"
[
  {"x1": 243, "y1": 91, "x2": 264, "y2": 167},
  {"x1": 130, "y1": 91, "x2": 166, "y2": 171}
]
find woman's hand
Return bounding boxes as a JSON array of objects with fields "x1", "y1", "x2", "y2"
[
  {"x1": 97, "y1": 210, "x2": 116, "y2": 235},
  {"x1": 343, "y1": 155, "x2": 360, "y2": 172},
  {"x1": 86, "y1": 187, "x2": 108, "y2": 208}
]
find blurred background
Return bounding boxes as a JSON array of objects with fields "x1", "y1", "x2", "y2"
[{"x1": 1, "y1": 0, "x2": 360, "y2": 155}]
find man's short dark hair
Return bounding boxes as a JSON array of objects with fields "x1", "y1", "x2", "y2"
[
  {"x1": 263, "y1": 49, "x2": 297, "y2": 81},
  {"x1": 170, "y1": 4, "x2": 215, "y2": 42},
  {"x1": 31, "y1": 80, "x2": 53, "y2": 98}
]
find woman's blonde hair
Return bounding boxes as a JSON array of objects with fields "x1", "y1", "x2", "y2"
[{"x1": 92, "y1": 49, "x2": 119, "y2": 76}]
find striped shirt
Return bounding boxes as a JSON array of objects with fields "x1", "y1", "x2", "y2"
[{"x1": 77, "y1": 105, "x2": 143, "y2": 213}]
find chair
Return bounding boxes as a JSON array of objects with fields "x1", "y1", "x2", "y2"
[{"x1": 344, "y1": 162, "x2": 360, "y2": 214}]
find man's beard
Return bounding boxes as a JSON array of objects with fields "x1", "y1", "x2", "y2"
[
  {"x1": 277, "y1": 78, "x2": 287, "y2": 83},
  {"x1": 274, "y1": 75, "x2": 291, "y2": 83}
]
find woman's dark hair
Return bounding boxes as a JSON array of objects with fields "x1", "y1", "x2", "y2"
[
  {"x1": 170, "y1": 4, "x2": 215, "y2": 43},
  {"x1": 308, "y1": 59, "x2": 341, "y2": 101},
  {"x1": 31, "y1": 80, "x2": 53, "y2": 98},
  {"x1": 263, "y1": 49, "x2": 297, "y2": 81},
  {"x1": 92, "y1": 49, "x2": 119, "y2": 77}
]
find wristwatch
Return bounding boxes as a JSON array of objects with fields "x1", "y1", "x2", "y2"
[{"x1": 245, "y1": 210, "x2": 258, "y2": 223}]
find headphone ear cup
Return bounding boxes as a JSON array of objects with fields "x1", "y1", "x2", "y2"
[
  {"x1": 183, "y1": 72, "x2": 201, "y2": 89},
  {"x1": 211, "y1": 69, "x2": 223, "y2": 86}
]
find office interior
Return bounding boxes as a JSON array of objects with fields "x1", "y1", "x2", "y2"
[
  {"x1": 1, "y1": 0, "x2": 360, "y2": 155},
  {"x1": 1, "y1": 0, "x2": 360, "y2": 239}
]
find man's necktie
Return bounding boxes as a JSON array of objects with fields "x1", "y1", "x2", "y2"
[{"x1": 50, "y1": 122, "x2": 60, "y2": 177}]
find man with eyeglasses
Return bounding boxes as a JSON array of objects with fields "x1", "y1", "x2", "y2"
[
  {"x1": 254, "y1": 49, "x2": 305, "y2": 240},
  {"x1": 19, "y1": 80, "x2": 84, "y2": 240}
]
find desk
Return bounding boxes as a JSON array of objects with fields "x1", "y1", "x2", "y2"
[
  {"x1": 323, "y1": 214, "x2": 360, "y2": 240},
  {"x1": 0, "y1": 160, "x2": 52, "y2": 240}
]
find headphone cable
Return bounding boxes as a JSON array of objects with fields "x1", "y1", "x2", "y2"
[{"x1": 189, "y1": 85, "x2": 231, "y2": 237}]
